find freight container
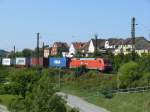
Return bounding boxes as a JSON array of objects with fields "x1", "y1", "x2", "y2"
[
  {"x1": 2, "y1": 58, "x2": 12, "y2": 66},
  {"x1": 70, "y1": 58, "x2": 112, "y2": 71},
  {"x1": 49, "y1": 57, "x2": 69, "y2": 68},
  {"x1": 30, "y1": 57, "x2": 48, "y2": 67},
  {"x1": 15, "y1": 57, "x2": 30, "y2": 67}
]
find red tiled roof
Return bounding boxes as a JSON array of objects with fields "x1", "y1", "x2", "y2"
[
  {"x1": 53, "y1": 42, "x2": 69, "y2": 48},
  {"x1": 107, "y1": 38, "x2": 123, "y2": 45},
  {"x1": 72, "y1": 42, "x2": 87, "y2": 50}
]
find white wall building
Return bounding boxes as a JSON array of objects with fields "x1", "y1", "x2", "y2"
[
  {"x1": 104, "y1": 40, "x2": 116, "y2": 49},
  {"x1": 88, "y1": 40, "x2": 95, "y2": 53},
  {"x1": 69, "y1": 44, "x2": 76, "y2": 55},
  {"x1": 87, "y1": 39, "x2": 106, "y2": 53},
  {"x1": 114, "y1": 44, "x2": 133, "y2": 55},
  {"x1": 44, "y1": 48, "x2": 50, "y2": 58},
  {"x1": 68, "y1": 42, "x2": 88, "y2": 57}
]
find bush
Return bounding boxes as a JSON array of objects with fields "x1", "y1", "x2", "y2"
[
  {"x1": 69, "y1": 108, "x2": 80, "y2": 112},
  {"x1": 9, "y1": 98, "x2": 25, "y2": 112},
  {"x1": 9, "y1": 71, "x2": 67, "y2": 112},
  {"x1": 110, "y1": 53, "x2": 139, "y2": 72},
  {"x1": 101, "y1": 87, "x2": 113, "y2": 99},
  {"x1": 7, "y1": 69, "x2": 40, "y2": 98},
  {"x1": 118, "y1": 61, "x2": 142, "y2": 88},
  {"x1": 74, "y1": 65, "x2": 88, "y2": 77},
  {"x1": 0, "y1": 66, "x2": 9, "y2": 84}
]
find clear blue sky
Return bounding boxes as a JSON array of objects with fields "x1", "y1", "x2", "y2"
[{"x1": 0, "y1": 0, "x2": 150, "y2": 51}]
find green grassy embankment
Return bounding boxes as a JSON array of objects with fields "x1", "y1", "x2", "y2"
[{"x1": 61, "y1": 81, "x2": 150, "y2": 112}]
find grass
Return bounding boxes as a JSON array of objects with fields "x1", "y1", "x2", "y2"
[
  {"x1": 0, "y1": 68, "x2": 149, "y2": 112},
  {"x1": 0, "y1": 94, "x2": 17, "y2": 107},
  {"x1": 61, "y1": 84, "x2": 150, "y2": 112}
]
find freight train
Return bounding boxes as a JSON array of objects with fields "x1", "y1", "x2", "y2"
[{"x1": 1, "y1": 57, "x2": 112, "y2": 71}]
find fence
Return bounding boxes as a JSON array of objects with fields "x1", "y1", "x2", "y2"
[{"x1": 111, "y1": 85, "x2": 150, "y2": 94}]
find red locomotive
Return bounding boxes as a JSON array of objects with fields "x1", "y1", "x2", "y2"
[{"x1": 69, "y1": 58, "x2": 112, "y2": 71}]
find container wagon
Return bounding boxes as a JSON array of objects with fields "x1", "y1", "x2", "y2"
[
  {"x1": 30, "y1": 57, "x2": 48, "y2": 67},
  {"x1": 69, "y1": 58, "x2": 112, "y2": 71},
  {"x1": 49, "y1": 57, "x2": 70, "y2": 68},
  {"x1": 2, "y1": 58, "x2": 13, "y2": 66},
  {"x1": 15, "y1": 57, "x2": 30, "y2": 67}
]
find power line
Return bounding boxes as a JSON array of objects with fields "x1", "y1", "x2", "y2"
[{"x1": 135, "y1": 20, "x2": 150, "y2": 39}]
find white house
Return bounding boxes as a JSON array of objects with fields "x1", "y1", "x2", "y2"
[
  {"x1": 68, "y1": 37, "x2": 150, "y2": 56},
  {"x1": 68, "y1": 42, "x2": 88, "y2": 57},
  {"x1": 113, "y1": 38, "x2": 133, "y2": 55},
  {"x1": 69, "y1": 43, "x2": 76, "y2": 56},
  {"x1": 44, "y1": 48, "x2": 51, "y2": 58},
  {"x1": 88, "y1": 39, "x2": 106, "y2": 53},
  {"x1": 104, "y1": 38, "x2": 123, "y2": 49},
  {"x1": 88, "y1": 40, "x2": 95, "y2": 53}
]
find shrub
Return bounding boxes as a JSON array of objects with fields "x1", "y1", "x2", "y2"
[
  {"x1": 74, "y1": 65, "x2": 88, "y2": 77},
  {"x1": 69, "y1": 108, "x2": 80, "y2": 112},
  {"x1": 101, "y1": 87, "x2": 113, "y2": 99},
  {"x1": 118, "y1": 61, "x2": 142, "y2": 88},
  {"x1": 9, "y1": 72, "x2": 67, "y2": 112}
]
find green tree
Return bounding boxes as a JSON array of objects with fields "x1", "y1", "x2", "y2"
[
  {"x1": 8, "y1": 51, "x2": 22, "y2": 58},
  {"x1": 138, "y1": 54, "x2": 150, "y2": 72},
  {"x1": 22, "y1": 49, "x2": 33, "y2": 57},
  {"x1": 9, "y1": 69, "x2": 67, "y2": 112},
  {"x1": 93, "y1": 50, "x2": 102, "y2": 58},
  {"x1": 57, "y1": 47, "x2": 68, "y2": 57},
  {"x1": 15, "y1": 51, "x2": 23, "y2": 57},
  {"x1": 142, "y1": 72, "x2": 150, "y2": 85},
  {"x1": 29, "y1": 73, "x2": 66, "y2": 112},
  {"x1": 74, "y1": 51, "x2": 82, "y2": 58},
  {"x1": 8, "y1": 69, "x2": 39, "y2": 98}
]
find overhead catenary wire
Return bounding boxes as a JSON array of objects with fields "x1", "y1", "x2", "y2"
[{"x1": 135, "y1": 19, "x2": 150, "y2": 39}]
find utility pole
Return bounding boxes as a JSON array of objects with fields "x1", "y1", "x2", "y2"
[
  {"x1": 95, "y1": 34, "x2": 98, "y2": 56},
  {"x1": 13, "y1": 45, "x2": 16, "y2": 58},
  {"x1": 131, "y1": 17, "x2": 136, "y2": 61},
  {"x1": 37, "y1": 32, "x2": 40, "y2": 66},
  {"x1": 42, "y1": 42, "x2": 45, "y2": 57}
]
